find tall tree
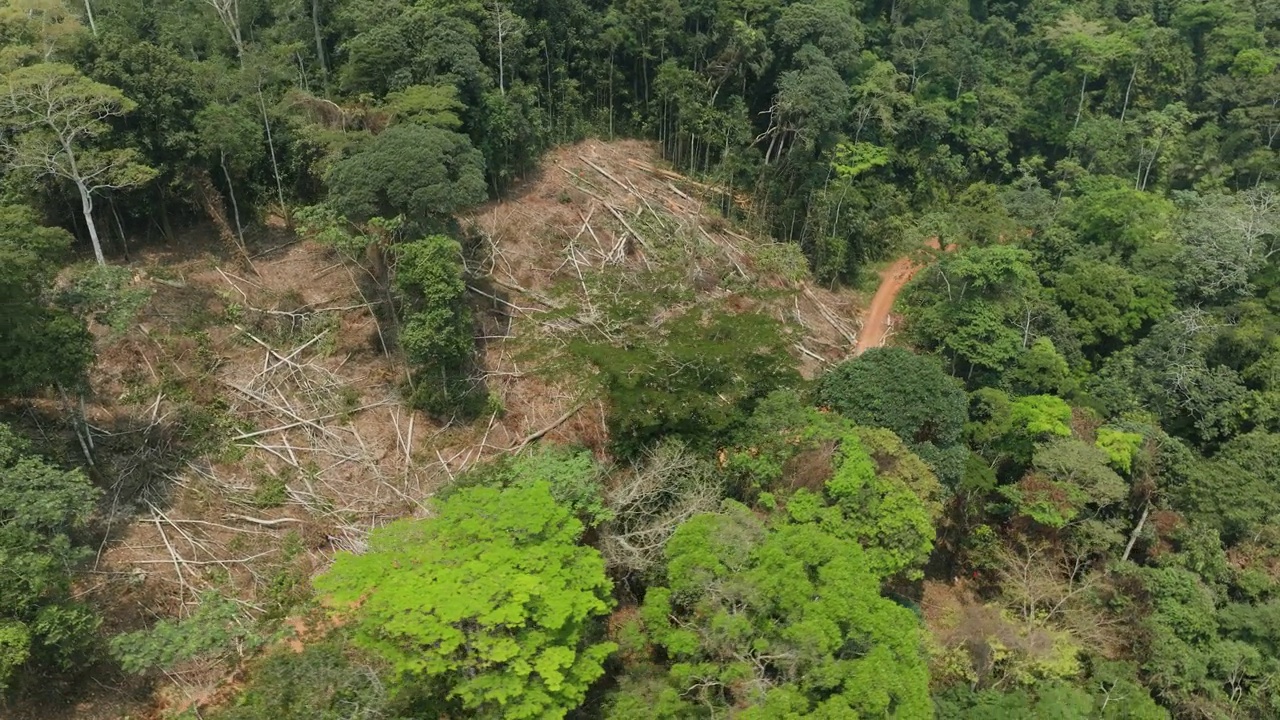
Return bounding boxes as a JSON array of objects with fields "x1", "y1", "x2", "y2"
[
  {"x1": 325, "y1": 123, "x2": 487, "y2": 230},
  {"x1": 0, "y1": 63, "x2": 155, "y2": 265},
  {"x1": 0, "y1": 204, "x2": 91, "y2": 396}
]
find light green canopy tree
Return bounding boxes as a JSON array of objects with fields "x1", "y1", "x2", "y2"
[
  {"x1": 609, "y1": 499, "x2": 933, "y2": 718},
  {"x1": 0, "y1": 63, "x2": 155, "y2": 265},
  {"x1": 314, "y1": 482, "x2": 616, "y2": 719}
]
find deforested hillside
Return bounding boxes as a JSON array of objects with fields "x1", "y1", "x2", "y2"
[
  {"x1": 461, "y1": 138, "x2": 872, "y2": 416},
  {"x1": 6, "y1": 140, "x2": 880, "y2": 718}
]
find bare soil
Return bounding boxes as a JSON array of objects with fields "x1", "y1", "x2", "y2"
[
  {"x1": 462, "y1": 138, "x2": 864, "y2": 378},
  {"x1": 854, "y1": 238, "x2": 954, "y2": 355}
]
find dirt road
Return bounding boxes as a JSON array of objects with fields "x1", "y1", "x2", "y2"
[{"x1": 854, "y1": 239, "x2": 949, "y2": 355}]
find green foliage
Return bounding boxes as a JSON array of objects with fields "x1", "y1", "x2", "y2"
[
  {"x1": 394, "y1": 235, "x2": 471, "y2": 366},
  {"x1": 854, "y1": 426, "x2": 947, "y2": 524},
  {"x1": 936, "y1": 682, "x2": 1092, "y2": 719},
  {"x1": 975, "y1": 393, "x2": 1076, "y2": 469},
  {"x1": 110, "y1": 592, "x2": 264, "y2": 675},
  {"x1": 326, "y1": 124, "x2": 486, "y2": 229},
  {"x1": 729, "y1": 392, "x2": 944, "y2": 573},
  {"x1": 966, "y1": 387, "x2": 1015, "y2": 457},
  {"x1": 0, "y1": 622, "x2": 30, "y2": 691},
  {"x1": 195, "y1": 102, "x2": 262, "y2": 171},
  {"x1": 9, "y1": 0, "x2": 1280, "y2": 715},
  {"x1": 383, "y1": 84, "x2": 464, "y2": 130},
  {"x1": 57, "y1": 263, "x2": 152, "y2": 335},
  {"x1": 252, "y1": 472, "x2": 288, "y2": 509},
  {"x1": 832, "y1": 140, "x2": 890, "y2": 179},
  {"x1": 936, "y1": 668, "x2": 1168, "y2": 720},
  {"x1": 727, "y1": 388, "x2": 850, "y2": 492},
  {"x1": 1010, "y1": 395, "x2": 1073, "y2": 439},
  {"x1": 996, "y1": 475, "x2": 1087, "y2": 529},
  {"x1": 902, "y1": 246, "x2": 1044, "y2": 378},
  {"x1": 619, "y1": 501, "x2": 933, "y2": 717},
  {"x1": 1092, "y1": 312, "x2": 1254, "y2": 447},
  {"x1": 445, "y1": 446, "x2": 610, "y2": 527},
  {"x1": 314, "y1": 483, "x2": 615, "y2": 719},
  {"x1": 212, "y1": 638, "x2": 398, "y2": 720},
  {"x1": 1049, "y1": 257, "x2": 1173, "y2": 356},
  {"x1": 791, "y1": 430, "x2": 938, "y2": 579},
  {"x1": 293, "y1": 204, "x2": 386, "y2": 258},
  {"x1": 1065, "y1": 176, "x2": 1174, "y2": 258},
  {"x1": 0, "y1": 204, "x2": 91, "y2": 396},
  {"x1": 574, "y1": 309, "x2": 799, "y2": 458},
  {"x1": 1096, "y1": 427, "x2": 1145, "y2": 474},
  {"x1": 0, "y1": 423, "x2": 100, "y2": 692},
  {"x1": 1174, "y1": 432, "x2": 1280, "y2": 544},
  {"x1": 815, "y1": 347, "x2": 967, "y2": 446},
  {"x1": 393, "y1": 235, "x2": 479, "y2": 417},
  {"x1": 1032, "y1": 439, "x2": 1128, "y2": 512},
  {"x1": 1116, "y1": 562, "x2": 1280, "y2": 716},
  {"x1": 0, "y1": 62, "x2": 156, "y2": 264},
  {"x1": 815, "y1": 347, "x2": 968, "y2": 484},
  {"x1": 996, "y1": 437, "x2": 1128, "y2": 531},
  {"x1": 1005, "y1": 337, "x2": 1076, "y2": 397}
]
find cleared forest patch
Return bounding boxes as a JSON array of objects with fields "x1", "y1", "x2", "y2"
[
  {"x1": 463, "y1": 138, "x2": 865, "y2": 380},
  {"x1": 41, "y1": 139, "x2": 869, "y2": 717}
]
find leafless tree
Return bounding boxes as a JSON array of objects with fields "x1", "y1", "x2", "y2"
[
  {"x1": 995, "y1": 537, "x2": 1102, "y2": 634},
  {"x1": 203, "y1": 0, "x2": 244, "y2": 61},
  {"x1": 488, "y1": 1, "x2": 524, "y2": 97},
  {"x1": 599, "y1": 440, "x2": 722, "y2": 575}
]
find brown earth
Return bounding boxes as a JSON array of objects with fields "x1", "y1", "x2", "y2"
[
  {"x1": 461, "y1": 138, "x2": 864, "y2": 378},
  {"x1": 854, "y1": 238, "x2": 954, "y2": 355}
]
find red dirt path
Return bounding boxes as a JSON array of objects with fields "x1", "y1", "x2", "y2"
[{"x1": 854, "y1": 239, "x2": 951, "y2": 355}]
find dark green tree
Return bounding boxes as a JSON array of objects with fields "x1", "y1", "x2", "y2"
[
  {"x1": 574, "y1": 309, "x2": 799, "y2": 458},
  {"x1": 393, "y1": 235, "x2": 479, "y2": 417},
  {"x1": 0, "y1": 423, "x2": 101, "y2": 694},
  {"x1": 0, "y1": 205, "x2": 92, "y2": 397},
  {"x1": 902, "y1": 245, "x2": 1046, "y2": 380},
  {"x1": 326, "y1": 124, "x2": 486, "y2": 229},
  {"x1": 1048, "y1": 257, "x2": 1173, "y2": 358},
  {"x1": 814, "y1": 347, "x2": 967, "y2": 484},
  {"x1": 212, "y1": 638, "x2": 400, "y2": 720}
]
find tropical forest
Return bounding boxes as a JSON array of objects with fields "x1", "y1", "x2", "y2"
[{"x1": 0, "y1": 0, "x2": 1278, "y2": 717}]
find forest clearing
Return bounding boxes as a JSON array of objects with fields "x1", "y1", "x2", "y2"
[{"x1": 13, "y1": 140, "x2": 871, "y2": 718}]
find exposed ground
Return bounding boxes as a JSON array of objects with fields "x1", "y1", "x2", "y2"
[
  {"x1": 12, "y1": 139, "x2": 883, "y2": 719},
  {"x1": 854, "y1": 238, "x2": 953, "y2": 355},
  {"x1": 462, "y1": 138, "x2": 866, "y2": 376}
]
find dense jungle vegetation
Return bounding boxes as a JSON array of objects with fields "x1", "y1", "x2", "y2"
[{"x1": 2, "y1": 0, "x2": 1280, "y2": 717}]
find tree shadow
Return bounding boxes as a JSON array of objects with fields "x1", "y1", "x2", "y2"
[{"x1": 3, "y1": 394, "x2": 223, "y2": 529}]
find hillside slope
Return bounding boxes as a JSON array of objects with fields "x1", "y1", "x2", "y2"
[
  {"x1": 463, "y1": 138, "x2": 864, "y2": 380},
  {"x1": 47, "y1": 139, "x2": 868, "y2": 717}
]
